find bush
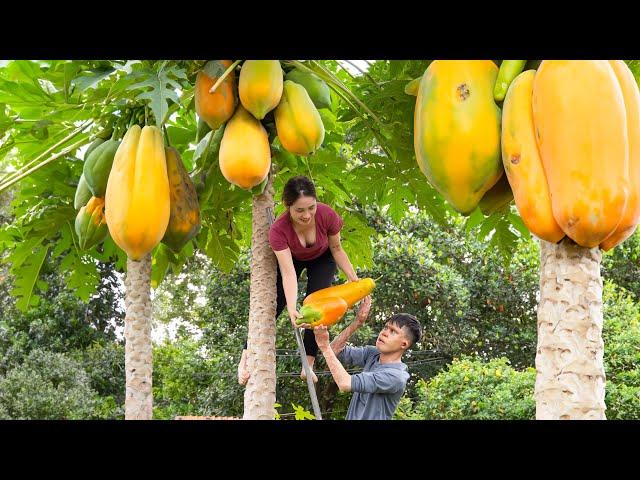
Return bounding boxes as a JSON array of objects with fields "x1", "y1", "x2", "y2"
[{"x1": 0, "y1": 349, "x2": 103, "y2": 419}]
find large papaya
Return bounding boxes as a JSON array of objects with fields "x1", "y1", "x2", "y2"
[
  {"x1": 75, "y1": 196, "x2": 109, "y2": 250},
  {"x1": 74, "y1": 174, "x2": 92, "y2": 210},
  {"x1": 532, "y1": 60, "x2": 630, "y2": 248},
  {"x1": 162, "y1": 147, "x2": 201, "y2": 253},
  {"x1": 195, "y1": 60, "x2": 236, "y2": 131},
  {"x1": 414, "y1": 60, "x2": 503, "y2": 215},
  {"x1": 501, "y1": 70, "x2": 565, "y2": 243},
  {"x1": 284, "y1": 69, "x2": 332, "y2": 110},
  {"x1": 104, "y1": 125, "x2": 170, "y2": 260},
  {"x1": 83, "y1": 139, "x2": 120, "y2": 197},
  {"x1": 303, "y1": 278, "x2": 376, "y2": 308},
  {"x1": 478, "y1": 172, "x2": 514, "y2": 216},
  {"x1": 219, "y1": 105, "x2": 271, "y2": 189},
  {"x1": 296, "y1": 297, "x2": 348, "y2": 329},
  {"x1": 599, "y1": 60, "x2": 640, "y2": 251},
  {"x1": 274, "y1": 80, "x2": 325, "y2": 156},
  {"x1": 238, "y1": 60, "x2": 283, "y2": 120}
]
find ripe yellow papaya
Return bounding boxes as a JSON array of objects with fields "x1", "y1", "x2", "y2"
[
  {"x1": 162, "y1": 147, "x2": 201, "y2": 253},
  {"x1": 532, "y1": 60, "x2": 630, "y2": 248},
  {"x1": 296, "y1": 297, "x2": 348, "y2": 328},
  {"x1": 104, "y1": 125, "x2": 170, "y2": 260},
  {"x1": 238, "y1": 60, "x2": 283, "y2": 120},
  {"x1": 274, "y1": 80, "x2": 325, "y2": 156},
  {"x1": 75, "y1": 196, "x2": 109, "y2": 250},
  {"x1": 219, "y1": 105, "x2": 271, "y2": 189},
  {"x1": 303, "y1": 278, "x2": 376, "y2": 308},
  {"x1": 195, "y1": 60, "x2": 236, "y2": 130},
  {"x1": 600, "y1": 60, "x2": 640, "y2": 251},
  {"x1": 414, "y1": 60, "x2": 503, "y2": 215},
  {"x1": 501, "y1": 70, "x2": 564, "y2": 243}
]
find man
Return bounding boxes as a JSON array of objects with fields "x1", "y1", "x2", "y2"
[{"x1": 314, "y1": 296, "x2": 422, "y2": 420}]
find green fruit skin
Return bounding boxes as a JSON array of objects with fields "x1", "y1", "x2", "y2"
[
  {"x1": 284, "y1": 69, "x2": 332, "y2": 110},
  {"x1": 493, "y1": 60, "x2": 527, "y2": 102},
  {"x1": 74, "y1": 174, "x2": 93, "y2": 210},
  {"x1": 83, "y1": 139, "x2": 120, "y2": 197},
  {"x1": 75, "y1": 202, "x2": 108, "y2": 250},
  {"x1": 84, "y1": 138, "x2": 106, "y2": 160}
]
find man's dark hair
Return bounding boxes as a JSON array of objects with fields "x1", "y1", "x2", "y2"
[
  {"x1": 282, "y1": 175, "x2": 317, "y2": 207},
  {"x1": 388, "y1": 313, "x2": 422, "y2": 347}
]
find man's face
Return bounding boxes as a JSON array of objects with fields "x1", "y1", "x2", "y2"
[{"x1": 375, "y1": 322, "x2": 409, "y2": 354}]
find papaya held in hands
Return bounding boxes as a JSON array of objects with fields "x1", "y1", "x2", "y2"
[
  {"x1": 295, "y1": 297, "x2": 348, "y2": 328},
  {"x1": 303, "y1": 278, "x2": 376, "y2": 308}
]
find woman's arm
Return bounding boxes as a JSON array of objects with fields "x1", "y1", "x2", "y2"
[
  {"x1": 328, "y1": 232, "x2": 358, "y2": 282},
  {"x1": 273, "y1": 248, "x2": 303, "y2": 325}
]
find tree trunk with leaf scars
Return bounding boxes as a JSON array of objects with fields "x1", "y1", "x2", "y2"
[
  {"x1": 124, "y1": 254, "x2": 154, "y2": 420},
  {"x1": 243, "y1": 174, "x2": 278, "y2": 420},
  {"x1": 535, "y1": 238, "x2": 606, "y2": 419}
]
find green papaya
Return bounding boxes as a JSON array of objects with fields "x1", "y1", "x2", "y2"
[
  {"x1": 84, "y1": 137, "x2": 105, "y2": 160},
  {"x1": 74, "y1": 174, "x2": 93, "y2": 210},
  {"x1": 75, "y1": 196, "x2": 109, "y2": 250},
  {"x1": 196, "y1": 117, "x2": 211, "y2": 143},
  {"x1": 493, "y1": 60, "x2": 527, "y2": 102},
  {"x1": 83, "y1": 139, "x2": 120, "y2": 197},
  {"x1": 478, "y1": 173, "x2": 514, "y2": 216},
  {"x1": 284, "y1": 69, "x2": 332, "y2": 110},
  {"x1": 162, "y1": 147, "x2": 201, "y2": 252},
  {"x1": 404, "y1": 77, "x2": 421, "y2": 96}
]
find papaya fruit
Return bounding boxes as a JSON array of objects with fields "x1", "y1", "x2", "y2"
[
  {"x1": 303, "y1": 278, "x2": 376, "y2": 308},
  {"x1": 478, "y1": 173, "x2": 514, "y2": 216},
  {"x1": 414, "y1": 60, "x2": 503, "y2": 215},
  {"x1": 162, "y1": 147, "x2": 201, "y2": 253},
  {"x1": 196, "y1": 117, "x2": 211, "y2": 143},
  {"x1": 296, "y1": 297, "x2": 349, "y2": 329},
  {"x1": 600, "y1": 60, "x2": 640, "y2": 251},
  {"x1": 75, "y1": 196, "x2": 109, "y2": 250},
  {"x1": 104, "y1": 125, "x2": 170, "y2": 260},
  {"x1": 493, "y1": 60, "x2": 527, "y2": 102},
  {"x1": 532, "y1": 60, "x2": 630, "y2": 248},
  {"x1": 84, "y1": 137, "x2": 105, "y2": 160},
  {"x1": 404, "y1": 77, "x2": 421, "y2": 96},
  {"x1": 501, "y1": 70, "x2": 564, "y2": 243},
  {"x1": 195, "y1": 60, "x2": 237, "y2": 131},
  {"x1": 238, "y1": 60, "x2": 283, "y2": 120},
  {"x1": 284, "y1": 69, "x2": 332, "y2": 110},
  {"x1": 274, "y1": 80, "x2": 325, "y2": 156},
  {"x1": 83, "y1": 139, "x2": 120, "y2": 197},
  {"x1": 219, "y1": 105, "x2": 271, "y2": 190},
  {"x1": 74, "y1": 174, "x2": 93, "y2": 210}
]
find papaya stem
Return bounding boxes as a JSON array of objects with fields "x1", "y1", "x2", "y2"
[
  {"x1": 208, "y1": 60, "x2": 241, "y2": 94},
  {"x1": 0, "y1": 120, "x2": 92, "y2": 188},
  {"x1": 163, "y1": 125, "x2": 172, "y2": 147},
  {"x1": 0, "y1": 135, "x2": 91, "y2": 193},
  {"x1": 341, "y1": 60, "x2": 382, "y2": 90}
]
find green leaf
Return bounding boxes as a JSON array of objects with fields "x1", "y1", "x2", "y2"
[
  {"x1": 204, "y1": 228, "x2": 241, "y2": 273},
  {"x1": 508, "y1": 212, "x2": 531, "y2": 239},
  {"x1": 151, "y1": 244, "x2": 172, "y2": 289},
  {"x1": 465, "y1": 208, "x2": 485, "y2": 233},
  {"x1": 12, "y1": 245, "x2": 48, "y2": 311},
  {"x1": 127, "y1": 66, "x2": 185, "y2": 126},
  {"x1": 59, "y1": 251, "x2": 100, "y2": 302}
]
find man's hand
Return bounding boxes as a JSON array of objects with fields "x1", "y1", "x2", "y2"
[
  {"x1": 313, "y1": 325, "x2": 331, "y2": 350},
  {"x1": 354, "y1": 295, "x2": 372, "y2": 326}
]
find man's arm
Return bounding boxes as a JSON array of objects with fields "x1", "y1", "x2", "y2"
[
  {"x1": 329, "y1": 296, "x2": 371, "y2": 356},
  {"x1": 314, "y1": 326, "x2": 352, "y2": 392}
]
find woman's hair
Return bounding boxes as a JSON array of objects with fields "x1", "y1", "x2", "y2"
[{"x1": 282, "y1": 175, "x2": 317, "y2": 207}]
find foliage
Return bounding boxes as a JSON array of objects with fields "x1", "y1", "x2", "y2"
[{"x1": 0, "y1": 348, "x2": 104, "y2": 419}]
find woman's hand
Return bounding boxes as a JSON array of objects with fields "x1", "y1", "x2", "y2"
[{"x1": 289, "y1": 307, "x2": 311, "y2": 329}]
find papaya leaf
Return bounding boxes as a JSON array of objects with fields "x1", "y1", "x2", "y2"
[
  {"x1": 127, "y1": 65, "x2": 186, "y2": 126},
  {"x1": 60, "y1": 250, "x2": 100, "y2": 302},
  {"x1": 11, "y1": 244, "x2": 48, "y2": 311},
  {"x1": 151, "y1": 243, "x2": 172, "y2": 289},
  {"x1": 70, "y1": 66, "x2": 116, "y2": 93},
  {"x1": 340, "y1": 211, "x2": 375, "y2": 270},
  {"x1": 204, "y1": 227, "x2": 240, "y2": 273}
]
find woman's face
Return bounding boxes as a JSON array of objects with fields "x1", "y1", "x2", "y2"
[{"x1": 289, "y1": 195, "x2": 317, "y2": 226}]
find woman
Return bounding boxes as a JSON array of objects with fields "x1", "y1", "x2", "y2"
[{"x1": 238, "y1": 175, "x2": 360, "y2": 384}]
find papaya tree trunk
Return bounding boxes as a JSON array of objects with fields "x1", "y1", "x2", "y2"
[
  {"x1": 535, "y1": 238, "x2": 606, "y2": 419},
  {"x1": 124, "y1": 253, "x2": 153, "y2": 420},
  {"x1": 243, "y1": 175, "x2": 278, "y2": 420}
]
